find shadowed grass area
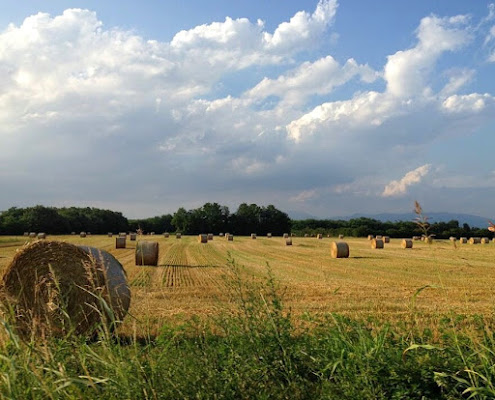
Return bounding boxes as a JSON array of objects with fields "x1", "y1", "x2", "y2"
[{"x1": 0, "y1": 258, "x2": 495, "y2": 399}]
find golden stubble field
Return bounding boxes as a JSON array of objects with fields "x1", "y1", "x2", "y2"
[{"x1": 1, "y1": 235, "x2": 495, "y2": 336}]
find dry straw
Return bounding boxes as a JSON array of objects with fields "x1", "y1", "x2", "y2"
[
  {"x1": 401, "y1": 239, "x2": 413, "y2": 249},
  {"x1": 371, "y1": 238, "x2": 384, "y2": 249},
  {"x1": 116, "y1": 237, "x2": 126, "y2": 249},
  {"x1": 331, "y1": 241, "x2": 349, "y2": 258},
  {"x1": 198, "y1": 234, "x2": 208, "y2": 243},
  {"x1": 0, "y1": 241, "x2": 130, "y2": 338},
  {"x1": 135, "y1": 241, "x2": 159, "y2": 266}
]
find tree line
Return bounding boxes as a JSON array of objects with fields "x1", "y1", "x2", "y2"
[{"x1": 0, "y1": 205, "x2": 491, "y2": 238}]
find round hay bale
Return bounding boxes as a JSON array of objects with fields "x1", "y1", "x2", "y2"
[
  {"x1": 425, "y1": 237, "x2": 433, "y2": 244},
  {"x1": 383, "y1": 236, "x2": 390, "y2": 243},
  {"x1": 286, "y1": 238, "x2": 292, "y2": 246},
  {"x1": 227, "y1": 234, "x2": 234, "y2": 241},
  {"x1": 198, "y1": 234, "x2": 208, "y2": 243},
  {"x1": 176, "y1": 233, "x2": 182, "y2": 239},
  {"x1": 135, "y1": 241, "x2": 159, "y2": 266},
  {"x1": 108, "y1": 233, "x2": 113, "y2": 238},
  {"x1": 115, "y1": 237, "x2": 126, "y2": 249},
  {"x1": 367, "y1": 235, "x2": 374, "y2": 240},
  {"x1": 449, "y1": 236, "x2": 456, "y2": 242},
  {"x1": 317, "y1": 234, "x2": 323, "y2": 240},
  {"x1": 481, "y1": 237, "x2": 490, "y2": 244},
  {"x1": 71, "y1": 232, "x2": 76, "y2": 235},
  {"x1": 469, "y1": 237, "x2": 481, "y2": 244},
  {"x1": 401, "y1": 239, "x2": 413, "y2": 249},
  {"x1": 371, "y1": 239, "x2": 384, "y2": 249},
  {"x1": 37, "y1": 233, "x2": 46, "y2": 240},
  {"x1": 304, "y1": 234, "x2": 309, "y2": 238},
  {"x1": 219, "y1": 233, "x2": 224, "y2": 237},
  {"x1": 0, "y1": 241, "x2": 129, "y2": 338},
  {"x1": 118, "y1": 232, "x2": 127, "y2": 238},
  {"x1": 459, "y1": 237, "x2": 467, "y2": 244},
  {"x1": 412, "y1": 236, "x2": 421, "y2": 241},
  {"x1": 163, "y1": 232, "x2": 170, "y2": 238},
  {"x1": 207, "y1": 233, "x2": 213, "y2": 241},
  {"x1": 338, "y1": 234, "x2": 344, "y2": 240},
  {"x1": 80, "y1": 232, "x2": 86, "y2": 238},
  {"x1": 283, "y1": 233, "x2": 289, "y2": 238},
  {"x1": 267, "y1": 233, "x2": 272, "y2": 238},
  {"x1": 29, "y1": 232, "x2": 36, "y2": 238},
  {"x1": 375, "y1": 235, "x2": 383, "y2": 240},
  {"x1": 331, "y1": 241, "x2": 349, "y2": 258},
  {"x1": 23, "y1": 232, "x2": 29, "y2": 237},
  {"x1": 251, "y1": 233, "x2": 256, "y2": 239},
  {"x1": 78, "y1": 246, "x2": 131, "y2": 323},
  {"x1": 130, "y1": 233, "x2": 137, "y2": 241}
]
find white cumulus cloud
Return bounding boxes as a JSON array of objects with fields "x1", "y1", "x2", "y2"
[{"x1": 382, "y1": 164, "x2": 432, "y2": 197}]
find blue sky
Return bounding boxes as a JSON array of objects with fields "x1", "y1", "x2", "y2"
[{"x1": 0, "y1": 1, "x2": 494, "y2": 219}]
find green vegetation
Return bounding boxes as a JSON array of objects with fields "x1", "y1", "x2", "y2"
[{"x1": 1, "y1": 260, "x2": 495, "y2": 399}]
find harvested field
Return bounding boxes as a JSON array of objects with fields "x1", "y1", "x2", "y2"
[{"x1": 1, "y1": 234, "x2": 495, "y2": 335}]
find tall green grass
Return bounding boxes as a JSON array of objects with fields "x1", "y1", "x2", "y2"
[{"x1": 0, "y1": 258, "x2": 495, "y2": 399}]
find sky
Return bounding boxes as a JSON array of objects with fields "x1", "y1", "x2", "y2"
[{"x1": 0, "y1": 1, "x2": 494, "y2": 219}]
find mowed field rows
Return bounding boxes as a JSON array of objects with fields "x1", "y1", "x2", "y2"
[{"x1": 1, "y1": 235, "x2": 495, "y2": 335}]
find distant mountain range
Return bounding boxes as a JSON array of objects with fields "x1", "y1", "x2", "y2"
[{"x1": 288, "y1": 211, "x2": 491, "y2": 229}]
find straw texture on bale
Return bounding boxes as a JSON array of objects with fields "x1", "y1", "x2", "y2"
[
  {"x1": 108, "y1": 233, "x2": 113, "y2": 237},
  {"x1": 176, "y1": 233, "x2": 182, "y2": 239},
  {"x1": 80, "y1": 232, "x2": 86, "y2": 238},
  {"x1": 219, "y1": 233, "x2": 224, "y2": 237},
  {"x1": 207, "y1": 233, "x2": 213, "y2": 241},
  {"x1": 317, "y1": 234, "x2": 323, "y2": 240},
  {"x1": 412, "y1": 236, "x2": 421, "y2": 241},
  {"x1": 401, "y1": 239, "x2": 413, "y2": 249},
  {"x1": 37, "y1": 233, "x2": 46, "y2": 240},
  {"x1": 375, "y1": 235, "x2": 383, "y2": 240},
  {"x1": 135, "y1": 241, "x2": 159, "y2": 266},
  {"x1": 338, "y1": 234, "x2": 344, "y2": 239},
  {"x1": 283, "y1": 233, "x2": 289, "y2": 238},
  {"x1": 469, "y1": 237, "x2": 481, "y2": 244},
  {"x1": 164, "y1": 233, "x2": 169, "y2": 238},
  {"x1": 267, "y1": 233, "x2": 272, "y2": 238},
  {"x1": 198, "y1": 234, "x2": 208, "y2": 243},
  {"x1": 331, "y1": 241, "x2": 349, "y2": 258},
  {"x1": 0, "y1": 241, "x2": 130, "y2": 338},
  {"x1": 116, "y1": 237, "x2": 126, "y2": 249},
  {"x1": 23, "y1": 232, "x2": 29, "y2": 236},
  {"x1": 251, "y1": 234, "x2": 256, "y2": 239},
  {"x1": 286, "y1": 238, "x2": 292, "y2": 246},
  {"x1": 383, "y1": 236, "x2": 390, "y2": 243},
  {"x1": 118, "y1": 232, "x2": 126, "y2": 237},
  {"x1": 449, "y1": 236, "x2": 456, "y2": 241},
  {"x1": 459, "y1": 237, "x2": 467, "y2": 244},
  {"x1": 29, "y1": 232, "x2": 36, "y2": 238},
  {"x1": 425, "y1": 237, "x2": 433, "y2": 244},
  {"x1": 367, "y1": 235, "x2": 374, "y2": 240},
  {"x1": 130, "y1": 233, "x2": 137, "y2": 241},
  {"x1": 227, "y1": 234, "x2": 234, "y2": 241},
  {"x1": 481, "y1": 237, "x2": 489, "y2": 244},
  {"x1": 371, "y1": 238, "x2": 384, "y2": 249}
]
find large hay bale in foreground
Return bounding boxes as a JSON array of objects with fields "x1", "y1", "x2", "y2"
[
  {"x1": 198, "y1": 234, "x2": 208, "y2": 243},
  {"x1": 116, "y1": 237, "x2": 126, "y2": 249},
  {"x1": 371, "y1": 239, "x2": 384, "y2": 249},
  {"x1": 0, "y1": 241, "x2": 130, "y2": 338},
  {"x1": 135, "y1": 241, "x2": 159, "y2": 266},
  {"x1": 401, "y1": 239, "x2": 413, "y2": 249},
  {"x1": 331, "y1": 241, "x2": 349, "y2": 258}
]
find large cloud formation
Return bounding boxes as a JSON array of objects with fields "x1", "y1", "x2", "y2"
[{"x1": 0, "y1": 1, "x2": 494, "y2": 217}]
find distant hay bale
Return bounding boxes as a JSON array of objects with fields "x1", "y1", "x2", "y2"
[
  {"x1": 130, "y1": 233, "x2": 137, "y2": 241},
  {"x1": 163, "y1": 232, "x2": 169, "y2": 238},
  {"x1": 367, "y1": 235, "x2": 374, "y2": 240},
  {"x1": 115, "y1": 237, "x2": 126, "y2": 249},
  {"x1": 37, "y1": 233, "x2": 46, "y2": 240},
  {"x1": 71, "y1": 232, "x2": 76, "y2": 236},
  {"x1": 107, "y1": 233, "x2": 113, "y2": 237},
  {"x1": 371, "y1": 238, "x2": 384, "y2": 249},
  {"x1": 286, "y1": 238, "x2": 292, "y2": 246},
  {"x1": 283, "y1": 233, "x2": 289, "y2": 238},
  {"x1": 118, "y1": 232, "x2": 126, "y2": 238},
  {"x1": 267, "y1": 233, "x2": 272, "y2": 238},
  {"x1": 80, "y1": 232, "x2": 87, "y2": 238},
  {"x1": 317, "y1": 234, "x2": 323, "y2": 240},
  {"x1": 219, "y1": 233, "x2": 224, "y2": 237},
  {"x1": 481, "y1": 237, "x2": 490, "y2": 244},
  {"x1": 468, "y1": 237, "x2": 481, "y2": 244},
  {"x1": 251, "y1": 233, "x2": 256, "y2": 239},
  {"x1": 375, "y1": 235, "x2": 383, "y2": 240},
  {"x1": 0, "y1": 241, "x2": 130, "y2": 338},
  {"x1": 150, "y1": 232, "x2": 155, "y2": 236},
  {"x1": 29, "y1": 232, "x2": 36, "y2": 238},
  {"x1": 207, "y1": 233, "x2": 213, "y2": 241},
  {"x1": 304, "y1": 234, "x2": 309, "y2": 238},
  {"x1": 459, "y1": 237, "x2": 467, "y2": 244},
  {"x1": 383, "y1": 236, "x2": 390, "y2": 243},
  {"x1": 176, "y1": 233, "x2": 182, "y2": 239},
  {"x1": 198, "y1": 234, "x2": 208, "y2": 243},
  {"x1": 331, "y1": 241, "x2": 349, "y2": 258},
  {"x1": 23, "y1": 232, "x2": 29, "y2": 237},
  {"x1": 135, "y1": 241, "x2": 159, "y2": 266},
  {"x1": 449, "y1": 236, "x2": 456, "y2": 242},
  {"x1": 401, "y1": 239, "x2": 413, "y2": 249},
  {"x1": 412, "y1": 236, "x2": 421, "y2": 241},
  {"x1": 227, "y1": 234, "x2": 234, "y2": 241},
  {"x1": 425, "y1": 237, "x2": 433, "y2": 244},
  {"x1": 338, "y1": 234, "x2": 344, "y2": 239}
]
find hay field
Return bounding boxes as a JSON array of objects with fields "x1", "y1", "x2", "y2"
[{"x1": 1, "y1": 235, "x2": 495, "y2": 335}]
